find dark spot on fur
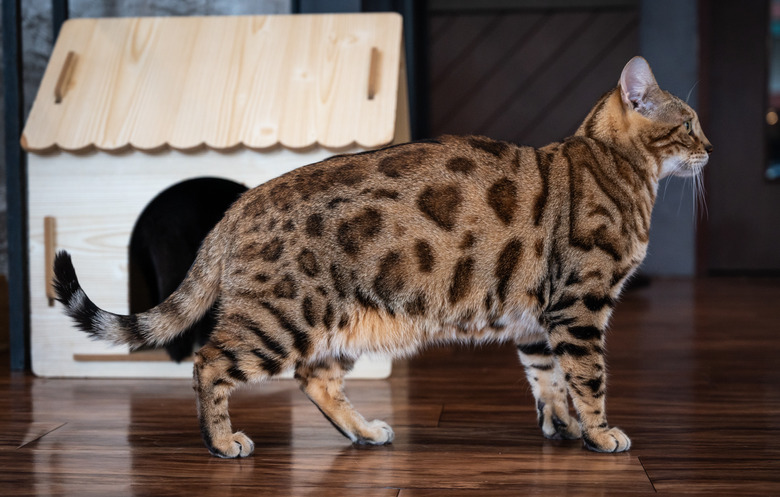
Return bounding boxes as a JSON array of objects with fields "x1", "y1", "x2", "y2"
[
  {"x1": 469, "y1": 136, "x2": 509, "y2": 157},
  {"x1": 489, "y1": 317, "x2": 505, "y2": 329},
  {"x1": 260, "y1": 301, "x2": 311, "y2": 355},
  {"x1": 460, "y1": 231, "x2": 476, "y2": 249},
  {"x1": 251, "y1": 348, "x2": 282, "y2": 376},
  {"x1": 484, "y1": 292, "x2": 493, "y2": 312},
  {"x1": 448, "y1": 256, "x2": 475, "y2": 305},
  {"x1": 254, "y1": 273, "x2": 270, "y2": 283},
  {"x1": 283, "y1": 220, "x2": 296, "y2": 232},
  {"x1": 330, "y1": 263, "x2": 350, "y2": 299},
  {"x1": 586, "y1": 377, "x2": 603, "y2": 393},
  {"x1": 445, "y1": 157, "x2": 476, "y2": 174},
  {"x1": 297, "y1": 249, "x2": 320, "y2": 277},
  {"x1": 260, "y1": 237, "x2": 284, "y2": 262},
  {"x1": 225, "y1": 313, "x2": 288, "y2": 358},
  {"x1": 518, "y1": 341, "x2": 552, "y2": 356},
  {"x1": 554, "y1": 342, "x2": 589, "y2": 357},
  {"x1": 583, "y1": 294, "x2": 615, "y2": 312},
  {"x1": 331, "y1": 162, "x2": 367, "y2": 186},
  {"x1": 338, "y1": 314, "x2": 350, "y2": 329},
  {"x1": 535, "y1": 239, "x2": 544, "y2": 258},
  {"x1": 547, "y1": 293, "x2": 578, "y2": 313},
  {"x1": 378, "y1": 151, "x2": 421, "y2": 178},
  {"x1": 337, "y1": 208, "x2": 383, "y2": 256},
  {"x1": 269, "y1": 181, "x2": 294, "y2": 211},
  {"x1": 321, "y1": 303, "x2": 334, "y2": 329},
  {"x1": 611, "y1": 266, "x2": 632, "y2": 287},
  {"x1": 584, "y1": 269, "x2": 604, "y2": 281},
  {"x1": 533, "y1": 150, "x2": 553, "y2": 226},
  {"x1": 495, "y1": 239, "x2": 522, "y2": 303},
  {"x1": 273, "y1": 274, "x2": 298, "y2": 299},
  {"x1": 487, "y1": 177, "x2": 517, "y2": 225},
  {"x1": 373, "y1": 189, "x2": 401, "y2": 200},
  {"x1": 293, "y1": 165, "x2": 329, "y2": 200},
  {"x1": 268, "y1": 218, "x2": 279, "y2": 231},
  {"x1": 414, "y1": 240, "x2": 435, "y2": 273},
  {"x1": 568, "y1": 325, "x2": 602, "y2": 341},
  {"x1": 566, "y1": 272, "x2": 582, "y2": 286},
  {"x1": 405, "y1": 292, "x2": 427, "y2": 316},
  {"x1": 373, "y1": 251, "x2": 405, "y2": 307},
  {"x1": 327, "y1": 197, "x2": 352, "y2": 209},
  {"x1": 301, "y1": 296, "x2": 317, "y2": 327},
  {"x1": 417, "y1": 184, "x2": 462, "y2": 231},
  {"x1": 354, "y1": 285, "x2": 381, "y2": 310},
  {"x1": 306, "y1": 214, "x2": 324, "y2": 238}
]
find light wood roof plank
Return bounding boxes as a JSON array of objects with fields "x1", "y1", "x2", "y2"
[{"x1": 22, "y1": 14, "x2": 403, "y2": 154}]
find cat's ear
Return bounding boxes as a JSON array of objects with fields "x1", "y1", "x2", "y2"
[{"x1": 619, "y1": 56, "x2": 659, "y2": 114}]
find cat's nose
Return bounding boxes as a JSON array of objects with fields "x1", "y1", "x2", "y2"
[{"x1": 704, "y1": 143, "x2": 713, "y2": 155}]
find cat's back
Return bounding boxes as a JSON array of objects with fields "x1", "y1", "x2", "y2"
[{"x1": 222, "y1": 135, "x2": 553, "y2": 266}]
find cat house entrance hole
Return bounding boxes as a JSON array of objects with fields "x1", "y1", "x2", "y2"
[{"x1": 128, "y1": 177, "x2": 248, "y2": 361}]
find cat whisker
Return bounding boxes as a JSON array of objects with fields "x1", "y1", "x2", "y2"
[{"x1": 685, "y1": 80, "x2": 700, "y2": 104}]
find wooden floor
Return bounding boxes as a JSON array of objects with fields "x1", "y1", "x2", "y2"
[{"x1": 1, "y1": 277, "x2": 779, "y2": 496}]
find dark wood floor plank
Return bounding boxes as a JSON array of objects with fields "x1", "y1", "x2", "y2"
[{"x1": 1, "y1": 277, "x2": 779, "y2": 495}]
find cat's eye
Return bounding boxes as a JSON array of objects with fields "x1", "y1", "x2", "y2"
[{"x1": 683, "y1": 120, "x2": 692, "y2": 132}]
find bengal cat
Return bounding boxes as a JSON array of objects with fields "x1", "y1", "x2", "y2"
[{"x1": 53, "y1": 57, "x2": 711, "y2": 458}]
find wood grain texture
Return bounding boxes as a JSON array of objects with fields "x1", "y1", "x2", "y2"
[
  {"x1": 21, "y1": 14, "x2": 404, "y2": 153},
  {"x1": 2, "y1": 278, "x2": 779, "y2": 495}
]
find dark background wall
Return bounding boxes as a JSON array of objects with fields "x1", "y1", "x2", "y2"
[
  {"x1": 701, "y1": 1, "x2": 780, "y2": 273},
  {"x1": 2, "y1": 0, "x2": 778, "y2": 281}
]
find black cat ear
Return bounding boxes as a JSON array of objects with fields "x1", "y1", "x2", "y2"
[{"x1": 619, "y1": 56, "x2": 659, "y2": 114}]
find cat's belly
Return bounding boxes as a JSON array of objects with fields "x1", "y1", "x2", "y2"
[{"x1": 321, "y1": 306, "x2": 545, "y2": 360}]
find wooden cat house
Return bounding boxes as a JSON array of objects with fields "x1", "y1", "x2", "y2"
[{"x1": 21, "y1": 13, "x2": 408, "y2": 378}]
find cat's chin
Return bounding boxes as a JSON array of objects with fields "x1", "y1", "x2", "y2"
[
  {"x1": 672, "y1": 166, "x2": 704, "y2": 178},
  {"x1": 662, "y1": 157, "x2": 707, "y2": 178}
]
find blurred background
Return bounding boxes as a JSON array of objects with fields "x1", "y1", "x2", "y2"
[{"x1": 2, "y1": 0, "x2": 778, "y2": 364}]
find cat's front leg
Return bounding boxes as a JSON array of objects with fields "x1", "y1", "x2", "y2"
[
  {"x1": 516, "y1": 340, "x2": 581, "y2": 440},
  {"x1": 547, "y1": 323, "x2": 631, "y2": 453}
]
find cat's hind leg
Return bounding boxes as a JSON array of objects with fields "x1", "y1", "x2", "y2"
[
  {"x1": 193, "y1": 342, "x2": 260, "y2": 458},
  {"x1": 295, "y1": 358, "x2": 394, "y2": 445},
  {"x1": 517, "y1": 340, "x2": 582, "y2": 440}
]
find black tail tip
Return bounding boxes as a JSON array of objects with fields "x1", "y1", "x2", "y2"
[{"x1": 52, "y1": 250, "x2": 80, "y2": 306}]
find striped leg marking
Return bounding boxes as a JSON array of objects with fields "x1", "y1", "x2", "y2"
[
  {"x1": 193, "y1": 343, "x2": 255, "y2": 458},
  {"x1": 517, "y1": 340, "x2": 581, "y2": 440},
  {"x1": 549, "y1": 322, "x2": 631, "y2": 453}
]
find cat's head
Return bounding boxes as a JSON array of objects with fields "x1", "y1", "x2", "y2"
[{"x1": 618, "y1": 56, "x2": 712, "y2": 178}]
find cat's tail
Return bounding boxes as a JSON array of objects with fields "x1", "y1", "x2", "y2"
[{"x1": 52, "y1": 230, "x2": 224, "y2": 349}]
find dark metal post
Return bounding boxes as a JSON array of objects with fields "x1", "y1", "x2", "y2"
[
  {"x1": 3, "y1": 0, "x2": 30, "y2": 371},
  {"x1": 53, "y1": 0, "x2": 70, "y2": 41}
]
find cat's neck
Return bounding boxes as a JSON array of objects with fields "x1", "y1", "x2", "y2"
[{"x1": 574, "y1": 89, "x2": 662, "y2": 186}]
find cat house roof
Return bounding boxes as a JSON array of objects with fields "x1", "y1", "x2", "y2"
[{"x1": 21, "y1": 13, "x2": 406, "y2": 154}]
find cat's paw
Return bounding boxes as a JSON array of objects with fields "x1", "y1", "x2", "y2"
[
  {"x1": 355, "y1": 420, "x2": 395, "y2": 445},
  {"x1": 208, "y1": 431, "x2": 255, "y2": 458},
  {"x1": 582, "y1": 426, "x2": 631, "y2": 453},
  {"x1": 537, "y1": 401, "x2": 581, "y2": 440}
]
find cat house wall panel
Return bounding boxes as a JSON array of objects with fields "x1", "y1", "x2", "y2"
[{"x1": 21, "y1": 14, "x2": 408, "y2": 378}]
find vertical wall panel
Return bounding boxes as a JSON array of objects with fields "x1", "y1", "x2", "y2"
[{"x1": 429, "y1": 8, "x2": 639, "y2": 147}]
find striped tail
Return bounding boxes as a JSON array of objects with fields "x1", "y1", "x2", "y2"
[{"x1": 53, "y1": 234, "x2": 223, "y2": 349}]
